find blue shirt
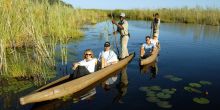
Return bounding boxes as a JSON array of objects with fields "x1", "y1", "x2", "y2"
[{"x1": 142, "y1": 43, "x2": 155, "y2": 55}]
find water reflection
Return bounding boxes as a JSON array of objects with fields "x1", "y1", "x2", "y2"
[
  {"x1": 113, "y1": 66, "x2": 128, "y2": 104},
  {"x1": 140, "y1": 61, "x2": 158, "y2": 80}
]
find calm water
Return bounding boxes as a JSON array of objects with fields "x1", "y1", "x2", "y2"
[{"x1": 1, "y1": 21, "x2": 220, "y2": 110}]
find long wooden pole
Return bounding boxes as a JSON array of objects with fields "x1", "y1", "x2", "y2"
[{"x1": 111, "y1": 11, "x2": 120, "y2": 56}]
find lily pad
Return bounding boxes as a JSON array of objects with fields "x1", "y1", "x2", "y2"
[
  {"x1": 184, "y1": 86, "x2": 202, "y2": 93},
  {"x1": 146, "y1": 96, "x2": 160, "y2": 103},
  {"x1": 171, "y1": 88, "x2": 177, "y2": 92},
  {"x1": 164, "y1": 75, "x2": 174, "y2": 79},
  {"x1": 193, "y1": 97, "x2": 210, "y2": 104},
  {"x1": 170, "y1": 77, "x2": 182, "y2": 82},
  {"x1": 149, "y1": 86, "x2": 161, "y2": 91},
  {"x1": 162, "y1": 89, "x2": 175, "y2": 94},
  {"x1": 157, "y1": 101, "x2": 172, "y2": 108},
  {"x1": 139, "y1": 87, "x2": 150, "y2": 92},
  {"x1": 199, "y1": 81, "x2": 212, "y2": 85},
  {"x1": 189, "y1": 83, "x2": 202, "y2": 88},
  {"x1": 146, "y1": 91, "x2": 156, "y2": 97},
  {"x1": 156, "y1": 92, "x2": 171, "y2": 99}
]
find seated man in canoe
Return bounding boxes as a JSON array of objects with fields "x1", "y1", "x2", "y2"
[
  {"x1": 98, "y1": 42, "x2": 119, "y2": 90},
  {"x1": 140, "y1": 36, "x2": 156, "y2": 59}
]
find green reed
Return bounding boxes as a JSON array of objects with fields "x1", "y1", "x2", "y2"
[
  {"x1": 109, "y1": 7, "x2": 220, "y2": 26},
  {"x1": 0, "y1": 0, "x2": 107, "y2": 78}
]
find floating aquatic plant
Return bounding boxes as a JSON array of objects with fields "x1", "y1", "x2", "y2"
[
  {"x1": 189, "y1": 83, "x2": 202, "y2": 88},
  {"x1": 199, "y1": 81, "x2": 212, "y2": 85},
  {"x1": 184, "y1": 86, "x2": 202, "y2": 93},
  {"x1": 162, "y1": 89, "x2": 175, "y2": 94},
  {"x1": 164, "y1": 75, "x2": 174, "y2": 79},
  {"x1": 157, "y1": 92, "x2": 172, "y2": 99},
  {"x1": 164, "y1": 74, "x2": 182, "y2": 82},
  {"x1": 146, "y1": 91, "x2": 156, "y2": 97},
  {"x1": 146, "y1": 96, "x2": 160, "y2": 103},
  {"x1": 139, "y1": 87, "x2": 150, "y2": 92},
  {"x1": 157, "y1": 101, "x2": 172, "y2": 108},
  {"x1": 170, "y1": 77, "x2": 182, "y2": 82},
  {"x1": 193, "y1": 97, "x2": 210, "y2": 104},
  {"x1": 149, "y1": 86, "x2": 161, "y2": 91}
]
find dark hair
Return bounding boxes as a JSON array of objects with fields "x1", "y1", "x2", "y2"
[
  {"x1": 155, "y1": 13, "x2": 159, "y2": 16},
  {"x1": 145, "y1": 36, "x2": 151, "y2": 39}
]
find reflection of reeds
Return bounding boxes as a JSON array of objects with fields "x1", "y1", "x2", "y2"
[{"x1": 0, "y1": 0, "x2": 107, "y2": 78}]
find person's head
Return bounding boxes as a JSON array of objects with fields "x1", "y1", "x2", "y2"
[
  {"x1": 119, "y1": 13, "x2": 125, "y2": 20},
  {"x1": 104, "y1": 42, "x2": 111, "y2": 51},
  {"x1": 145, "y1": 36, "x2": 151, "y2": 44},
  {"x1": 83, "y1": 49, "x2": 94, "y2": 59},
  {"x1": 153, "y1": 33, "x2": 159, "y2": 38},
  {"x1": 155, "y1": 13, "x2": 159, "y2": 18},
  {"x1": 153, "y1": 35, "x2": 158, "y2": 40}
]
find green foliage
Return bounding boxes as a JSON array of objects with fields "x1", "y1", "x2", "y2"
[
  {"x1": 140, "y1": 86, "x2": 175, "y2": 109},
  {"x1": 157, "y1": 101, "x2": 172, "y2": 109},
  {"x1": 189, "y1": 83, "x2": 202, "y2": 88},
  {"x1": 156, "y1": 92, "x2": 172, "y2": 99},
  {"x1": 164, "y1": 74, "x2": 182, "y2": 82},
  {"x1": 184, "y1": 86, "x2": 202, "y2": 93},
  {"x1": 0, "y1": 0, "x2": 107, "y2": 77},
  {"x1": 193, "y1": 97, "x2": 210, "y2": 104},
  {"x1": 199, "y1": 80, "x2": 212, "y2": 85},
  {"x1": 0, "y1": 78, "x2": 33, "y2": 95},
  {"x1": 109, "y1": 8, "x2": 220, "y2": 26}
]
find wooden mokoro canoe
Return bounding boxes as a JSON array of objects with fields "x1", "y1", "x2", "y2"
[
  {"x1": 140, "y1": 48, "x2": 159, "y2": 65},
  {"x1": 20, "y1": 52, "x2": 135, "y2": 105}
]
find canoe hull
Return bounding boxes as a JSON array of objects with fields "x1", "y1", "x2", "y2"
[
  {"x1": 20, "y1": 53, "x2": 134, "y2": 105},
  {"x1": 140, "y1": 49, "x2": 159, "y2": 65}
]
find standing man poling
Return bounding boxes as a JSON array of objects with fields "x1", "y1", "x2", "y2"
[
  {"x1": 112, "y1": 13, "x2": 129, "y2": 59},
  {"x1": 151, "y1": 13, "x2": 160, "y2": 38}
]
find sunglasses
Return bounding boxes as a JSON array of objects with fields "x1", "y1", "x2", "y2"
[{"x1": 85, "y1": 53, "x2": 92, "y2": 56}]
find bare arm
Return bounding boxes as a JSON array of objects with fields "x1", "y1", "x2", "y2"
[
  {"x1": 72, "y1": 62, "x2": 80, "y2": 70},
  {"x1": 112, "y1": 20, "x2": 124, "y2": 30},
  {"x1": 140, "y1": 46, "x2": 145, "y2": 57}
]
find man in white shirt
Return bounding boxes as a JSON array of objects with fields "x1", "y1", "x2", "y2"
[
  {"x1": 98, "y1": 42, "x2": 118, "y2": 68},
  {"x1": 98, "y1": 42, "x2": 119, "y2": 90}
]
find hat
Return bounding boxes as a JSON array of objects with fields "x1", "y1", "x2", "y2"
[
  {"x1": 120, "y1": 13, "x2": 125, "y2": 17},
  {"x1": 104, "y1": 42, "x2": 110, "y2": 47}
]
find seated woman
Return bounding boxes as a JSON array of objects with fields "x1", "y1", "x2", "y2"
[
  {"x1": 98, "y1": 42, "x2": 119, "y2": 90},
  {"x1": 150, "y1": 35, "x2": 160, "y2": 48},
  {"x1": 140, "y1": 36, "x2": 156, "y2": 59},
  {"x1": 72, "y1": 49, "x2": 98, "y2": 78},
  {"x1": 72, "y1": 49, "x2": 98, "y2": 101}
]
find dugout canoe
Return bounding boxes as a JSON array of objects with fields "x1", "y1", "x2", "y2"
[
  {"x1": 20, "y1": 52, "x2": 135, "y2": 105},
  {"x1": 140, "y1": 48, "x2": 159, "y2": 66}
]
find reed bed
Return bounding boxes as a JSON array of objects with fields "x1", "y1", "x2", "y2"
[
  {"x1": 0, "y1": 0, "x2": 107, "y2": 78},
  {"x1": 109, "y1": 7, "x2": 220, "y2": 26}
]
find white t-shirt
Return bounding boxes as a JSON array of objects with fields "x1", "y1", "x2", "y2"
[
  {"x1": 78, "y1": 58, "x2": 97, "y2": 72},
  {"x1": 98, "y1": 50, "x2": 118, "y2": 64},
  {"x1": 150, "y1": 39, "x2": 158, "y2": 47}
]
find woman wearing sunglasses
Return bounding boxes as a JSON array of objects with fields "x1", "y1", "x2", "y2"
[{"x1": 73, "y1": 49, "x2": 98, "y2": 73}]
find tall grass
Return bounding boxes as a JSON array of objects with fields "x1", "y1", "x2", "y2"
[
  {"x1": 110, "y1": 7, "x2": 220, "y2": 26},
  {"x1": 0, "y1": 0, "x2": 107, "y2": 78}
]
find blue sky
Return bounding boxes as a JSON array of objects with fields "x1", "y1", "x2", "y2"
[{"x1": 62, "y1": 0, "x2": 220, "y2": 9}]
